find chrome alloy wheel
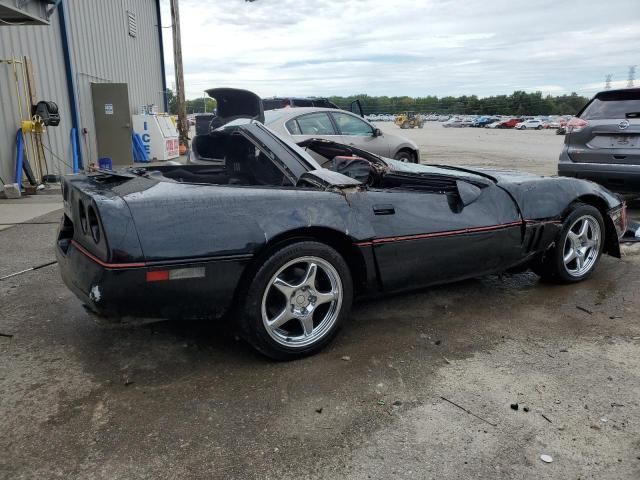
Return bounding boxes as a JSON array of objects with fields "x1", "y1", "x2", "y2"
[
  {"x1": 563, "y1": 214, "x2": 601, "y2": 277},
  {"x1": 261, "y1": 256, "x2": 343, "y2": 348}
]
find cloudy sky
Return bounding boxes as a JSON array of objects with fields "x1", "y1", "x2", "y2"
[{"x1": 160, "y1": 0, "x2": 639, "y2": 99}]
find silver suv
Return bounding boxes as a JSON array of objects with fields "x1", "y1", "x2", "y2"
[{"x1": 559, "y1": 88, "x2": 640, "y2": 194}]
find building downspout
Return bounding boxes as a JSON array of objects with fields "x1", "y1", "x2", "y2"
[
  {"x1": 155, "y1": 0, "x2": 168, "y2": 112},
  {"x1": 57, "y1": 0, "x2": 83, "y2": 169}
]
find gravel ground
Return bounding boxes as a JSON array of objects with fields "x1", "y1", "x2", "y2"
[
  {"x1": 377, "y1": 121, "x2": 565, "y2": 175},
  {"x1": 1, "y1": 126, "x2": 639, "y2": 479}
]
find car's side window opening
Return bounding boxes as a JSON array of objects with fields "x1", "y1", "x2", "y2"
[
  {"x1": 285, "y1": 118, "x2": 302, "y2": 135},
  {"x1": 286, "y1": 113, "x2": 336, "y2": 136},
  {"x1": 331, "y1": 112, "x2": 373, "y2": 136}
]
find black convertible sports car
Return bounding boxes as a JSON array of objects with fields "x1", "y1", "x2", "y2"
[{"x1": 57, "y1": 89, "x2": 627, "y2": 359}]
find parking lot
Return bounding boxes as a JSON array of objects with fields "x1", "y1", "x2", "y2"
[
  {"x1": 378, "y1": 121, "x2": 566, "y2": 175},
  {"x1": 2, "y1": 127, "x2": 640, "y2": 479}
]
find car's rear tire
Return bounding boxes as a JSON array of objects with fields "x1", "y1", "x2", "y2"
[
  {"x1": 237, "y1": 241, "x2": 353, "y2": 360},
  {"x1": 536, "y1": 125, "x2": 543, "y2": 130},
  {"x1": 532, "y1": 203, "x2": 605, "y2": 284},
  {"x1": 394, "y1": 150, "x2": 415, "y2": 163}
]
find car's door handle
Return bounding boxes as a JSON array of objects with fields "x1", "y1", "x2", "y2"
[{"x1": 373, "y1": 204, "x2": 395, "y2": 215}]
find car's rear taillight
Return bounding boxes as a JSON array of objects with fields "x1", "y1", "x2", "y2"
[
  {"x1": 87, "y1": 204, "x2": 101, "y2": 244},
  {"x1": 566, "y1": 117, "x2": 588, "y2": 133},
  {"x1": 57, "y1": 214, "x2": 74, "y2": 254}
]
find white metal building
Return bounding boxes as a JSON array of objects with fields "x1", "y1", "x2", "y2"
[{"x1": 0, "y1": 0, "x2": 166, "y2": 184}]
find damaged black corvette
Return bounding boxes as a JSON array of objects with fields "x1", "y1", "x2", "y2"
[{"x1": 57, "y1": 89, "x2": 627, "y2": 359}]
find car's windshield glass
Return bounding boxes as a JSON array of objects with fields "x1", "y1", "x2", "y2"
[
  {"x1": 580, "y1": 91, "x2": 640, "y2": 120},
  {"x1": 258, "y1": 124, "x2": 323, "y2": 170}
]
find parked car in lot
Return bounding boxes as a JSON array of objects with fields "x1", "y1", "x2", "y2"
[
  {"x1": 516, "y1": 119, "x2": 544, "y2": 130},
  {"x1": 559, "y1": 88, "x2": 640, "y2": 194},
  {"x1": 473, "y1": 116, "x2": 500, "y2": 128},
  {"x1": 442, "y1": 117, "x2": 465, "y2": 128},
  {"x1": 485, "y1": 120, "x2": 502, "y2": 129},
  {"x1": 57, "y1": 88, "x2": 626, "y2": 360},
  {"x1": 493, "y1": 118, "x2": 524, "y2": 129},
  {"x1": 264, "y1": 107, "x2": 420, "y2": 163},
  {"x1": 460, "y1": 117, "x2": 476, "y2": 127}
]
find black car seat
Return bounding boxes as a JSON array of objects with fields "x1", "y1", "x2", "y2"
[{"x1": 226, "y1": 136, "x2": 255, "y2": 185}]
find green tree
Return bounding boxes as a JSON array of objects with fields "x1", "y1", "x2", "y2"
[
  {"x1": 166, "y1": 88, "x2": 178, "y2": 115},
  {"x1": 165, "y1": 89, "x2": 217, "y2": 115},
  {"x1": 328, "y1": 91, "x2": 588, "y2": 116}
]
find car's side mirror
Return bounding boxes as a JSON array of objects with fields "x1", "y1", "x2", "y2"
[
  {"x1": 373, "y1": 128, "x2": 382, "y2": 137},
  {"x1": 456, "y1": 180, "x2": 482, "y2": 207}
]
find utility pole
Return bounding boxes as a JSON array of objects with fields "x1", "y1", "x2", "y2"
[
  {"x1": 605, "y1": 74, "x2": 612, "y2": 90},
  {"x1": 170, "y1": 0, "x2": 188, "y2": 152},
  {"x1": 627, "y1": 65, "x2": 636, "y2": 88}
]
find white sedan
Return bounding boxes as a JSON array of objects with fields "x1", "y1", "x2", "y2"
[{"x1": 264, "y1": 107, "x2": 420, "y2": 162}]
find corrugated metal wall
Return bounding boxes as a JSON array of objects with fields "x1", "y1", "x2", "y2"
[
  {"x1": 0, "y1": 0, "x2": 164, "y2": 185},
  {"x1": 0, "y1": 9, "x2": 72, "y2": 183},
  {"x1": 65, "y1": 0, "x2": 165, "y2": 165}
]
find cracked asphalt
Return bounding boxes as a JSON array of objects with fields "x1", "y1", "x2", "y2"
[{"x1": 1, "y1": 126, "x2": 640, "y2": 479}]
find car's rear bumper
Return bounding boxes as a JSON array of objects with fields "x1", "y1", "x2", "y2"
[
  {"x1": 56, "y1": 238, "x2": 251, "y2": 321},
  {"x1": 558, "y1": 150, "x2": 640, "y2": 194}
]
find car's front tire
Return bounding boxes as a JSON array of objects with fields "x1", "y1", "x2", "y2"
[
  {"x1": 533, "y1": 203, "x2": 605, "y2": 283},
  {"x1": 394, "y1": 150, "x2": 416, "y2": 163},
  {"x1": 237, "y1": 241, "x2": 353, "y2": 360}
]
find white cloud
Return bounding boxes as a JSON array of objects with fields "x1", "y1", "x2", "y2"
[{"x1": 160, "y1": 0, "x2": 640, "y2": 99}]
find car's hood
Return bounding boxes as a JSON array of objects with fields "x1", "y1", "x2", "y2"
[
  {"x1": 205, "y1": 88, "x2": 264, "y2": 129},
  {"x1": 467, "y1": 167, "x2": 621, "y2": 214}
]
